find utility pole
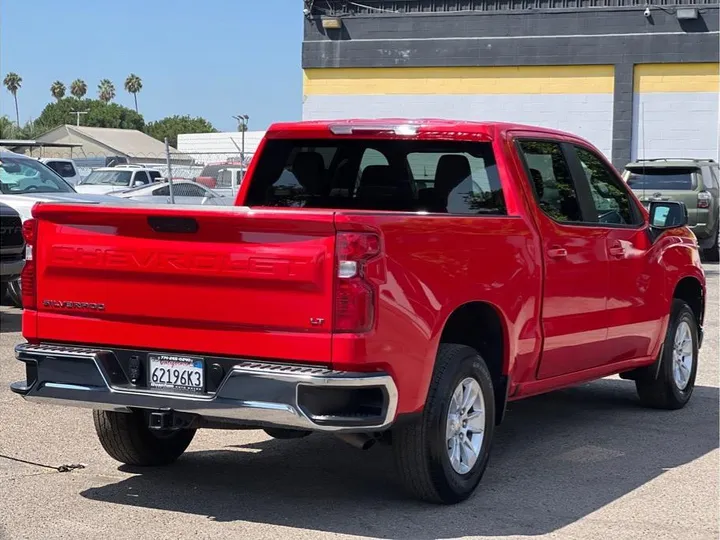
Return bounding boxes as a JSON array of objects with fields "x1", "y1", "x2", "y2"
[
  {"x1": 232, "y1": 114, "x2": 249, "y2": 183},
  {"x1": 70, "y1": 110, "x2": 88, "y2": 126}
]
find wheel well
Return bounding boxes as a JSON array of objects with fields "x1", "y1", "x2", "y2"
[
  {"x1": 673, "y1": 277, "x2": 704, "y2": 326},
  {"x1": 439, "y1": 302, "x2": 507, "y2": 425}
]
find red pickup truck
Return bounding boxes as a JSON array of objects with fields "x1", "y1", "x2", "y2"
[{"x1": 11, "y1": 119, "x2": 706, "y2": 504}]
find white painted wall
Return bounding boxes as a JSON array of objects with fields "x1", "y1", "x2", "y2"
[
  {"x1": 631, "y1": 93, "x2": 719, "y2": 161},
  {"x1": 303, "y1": 94, "x2": 615, "y2": 160}
]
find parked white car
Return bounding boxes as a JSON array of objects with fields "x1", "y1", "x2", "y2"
[
  {"x1": 113, "y1": 180, "x2": 232, "y2": 206},
  {"x1": 38, "y1": 158, "x2": 82, "y2": 185},
  {"x1": 74, "y1": 165, "x2": 162, "y2": 195}
]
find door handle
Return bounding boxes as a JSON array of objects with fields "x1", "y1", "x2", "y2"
[
  {"x1": 608, "y1": 242, "x2": 625, "y2": 258},
  {"x1": 547, "y1": 246, "x2": 568, "y2": 259},
  {"x1": 609, "y1": 245, "x2": 625, "y2": 258}
]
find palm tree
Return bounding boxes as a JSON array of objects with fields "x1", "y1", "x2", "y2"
[
  {"x1": 97, "y1": 79, "x2": 116, "y2": 103},
  {"x1": 124, "y1": 74, "x2": 142, "y2": 113},
  {"x1": 50, "y1": 81, "x2": 66, "y2": 101},
  {"x1": 3, "y1": 72, "x2": 22, "y2": 127},
  {"x1": 70, "y1": 79, "x2": 87, "y2": 99}
]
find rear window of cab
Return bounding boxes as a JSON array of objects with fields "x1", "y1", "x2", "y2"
[{"x1": 244, "y1": 139, "x2": 506, "y2": 215}]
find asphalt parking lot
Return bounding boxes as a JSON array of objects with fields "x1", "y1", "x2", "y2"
[{"x1": 0, "y1": 264, "x2": 717, "y2": 540}]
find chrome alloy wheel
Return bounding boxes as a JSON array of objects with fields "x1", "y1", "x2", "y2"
[
  {"x1": 446, "y1": 377, "x2": 486, "y2": 474},
  {"x1": 672, "y1": 320, "x2": 694, "y2": 390}
]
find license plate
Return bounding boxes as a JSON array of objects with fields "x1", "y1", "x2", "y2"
[{"x1": 148, "y1": 353, "x2": 205, "y2": 394}]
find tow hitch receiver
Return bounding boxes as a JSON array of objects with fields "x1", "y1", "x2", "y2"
[{"x1": 148, "y1": 410, "x2": 192, "y2": 431}]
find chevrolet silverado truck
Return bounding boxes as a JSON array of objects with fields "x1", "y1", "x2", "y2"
[{"x1": 11, "y1": 120, "x2": 706, "y2": 504}]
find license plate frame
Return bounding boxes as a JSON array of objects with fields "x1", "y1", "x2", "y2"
[{"x1": 148, "y1": 353, "x2": 205, "y2": 394}]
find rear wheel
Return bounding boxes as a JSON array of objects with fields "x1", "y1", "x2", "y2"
[
  {"x1": 93, "y1": 410, "x2": 196, "y2": 466},
  {"x1": 392, "y1": 344, "x2": 495, "y2": 504},
  {"x1": 636, "y1": 299, "x2": 698, "y2": 410}
]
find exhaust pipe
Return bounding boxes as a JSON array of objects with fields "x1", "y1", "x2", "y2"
[{"x1": 335, "y1": 433, "x2": 376, "y2": 450}]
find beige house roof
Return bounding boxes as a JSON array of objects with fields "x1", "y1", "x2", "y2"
[{"x1": 37, "y1": 125, "x2": 182, "y2": 159}]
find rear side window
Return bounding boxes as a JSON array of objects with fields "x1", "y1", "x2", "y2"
[
  {"x1": 245, "y1": 139, "x2": 505, "y2": 215},
  {"x1": 626, "y1": 168, "x2": 696, "y2": 190},
  {"x1": 148, "y1": 171, "x2": 162, "y2": 181},
  {"x1": 45, "y1": 161, "x2": 76, "y2": 178}
]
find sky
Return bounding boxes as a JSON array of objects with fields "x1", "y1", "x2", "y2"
[{"x1": 0, "y1": 0, "x2": 303, "y2": 132}]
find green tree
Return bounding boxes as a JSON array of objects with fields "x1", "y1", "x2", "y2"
[
  {"x1": 50, "y1": 81, "x2": 66, "y2": 101},
  {"x1": 0, "y1": 115, "x2": 18, "y2": 138},
  {"x1": 20, "y1": 118, "x2": 52, "y2": 139},
  {"x1": 3, "y1": 72, "x2": 22, "y2": 127},
  {"x1": 124, "y1": 74, "x2": 143, "y2": 113},
  {"x1": 146, "y1": 115, "x2": 217, "y2": 148},
  {"x1": 97, "y1": 79, "x2": 116, "y2": 103},
  {"x1": 36, "y1": 98, "x2": 145, "y2": 131},
  {"x1": 70, "y1": 79, "x2": 87, "y2": 99}
]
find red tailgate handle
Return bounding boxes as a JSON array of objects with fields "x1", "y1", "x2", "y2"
[{"x1": 547, "y1": 246, "x2": 568, "y2": 259}]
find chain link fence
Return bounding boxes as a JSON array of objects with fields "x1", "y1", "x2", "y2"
[{"x1": 11, "y1": 148, "x2": 254, "y2": 189}]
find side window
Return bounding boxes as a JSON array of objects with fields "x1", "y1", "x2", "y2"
[
  {"x1": 407, "y1": 151, "x2": 505, "y2": 214},
  {"x1": 153, "y1": 185, "x2": 170, "y2": 196},
  {"x1": 134, "y1": 171, "x2": 149, "y2": 185},
  {"x1": 574, "y1": 146, "x2": 639, "y2": 226},
  {"x1": 148, "y1": 171, "x2": 161, "y2": 182},
  {"x1": 176, "y1": 184, "x2": 207, "y2": 197},
  {"x1": 46, "y1": 161, "x2": 76, "y2": 178},
  {"x1": 518, "y1": 140, "x2": 583, "y2": 223}
]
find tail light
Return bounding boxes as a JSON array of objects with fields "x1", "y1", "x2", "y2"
[
  {"x1": 21, "y1": 219, "x2": 37, "y2": 310},
  {"x1": 334, "y1": 232, "x2": 381, "y2": 333},
  {"x1": 698, "y1": 191, "x2": 711, "y2": 209}
]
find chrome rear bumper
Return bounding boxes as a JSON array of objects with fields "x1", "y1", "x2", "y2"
[{"x1": 11, "y1": 343, "x2": 398, "y2": 433}]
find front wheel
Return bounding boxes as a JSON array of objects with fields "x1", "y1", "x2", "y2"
[
  {"x1": 392, "y1": 344, "x2": 495, "y2": 504},
  {"x1": 93, "y1": 410, "x2": 196, "y2": 466},
  {"x1": 636, "y1": 299, "x2": 698, "y2": 410}
]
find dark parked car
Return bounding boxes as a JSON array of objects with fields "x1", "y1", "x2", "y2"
[{"x1": 0, "y1": 201, "x2": 25, "y2": 301}]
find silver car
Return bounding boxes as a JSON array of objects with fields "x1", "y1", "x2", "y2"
[{"x1": 113, "y1": 180, "x2": 233, "y2": 206}]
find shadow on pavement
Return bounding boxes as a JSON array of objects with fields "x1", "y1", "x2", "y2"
[
  {"x1": 0, "y1": 310, "x2": 21, "y2": 333},
  {"x1": 80, "y1": 379, "x2": 719, "y2": 538}
]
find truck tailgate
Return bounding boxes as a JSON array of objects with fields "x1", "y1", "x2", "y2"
[{"x1": 30, "y1": 204, "x2": 336, "y2": 362}]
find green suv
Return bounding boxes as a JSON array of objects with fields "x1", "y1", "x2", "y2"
[{"x1": 622, "y1": 158, "x2": 719, "y2": 262}]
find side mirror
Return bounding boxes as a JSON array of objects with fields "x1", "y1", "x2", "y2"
[{"x1": 648, "y1": 200, "x2": 688, "y2": 229}]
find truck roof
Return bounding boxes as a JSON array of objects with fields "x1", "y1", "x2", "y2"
[{"x1": 266, "y1": 118, "x2": 583, "y2": 139}]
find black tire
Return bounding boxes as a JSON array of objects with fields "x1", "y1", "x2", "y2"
[
  {"x1": 0, "y1": 282, "x2": 7, "y2": 304},
  {"x1": 636, "y1": 299, "x2": 698, "y2": 410},
  {"x1": 6, "y1": 278, "x2": 22, "y2": 308},
  {"x1": 392, "y1": 344, "x2": 496, "y2": 504},
  {"x1": 93, "y1": 409, "x2": 196, "y2": 466}
]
